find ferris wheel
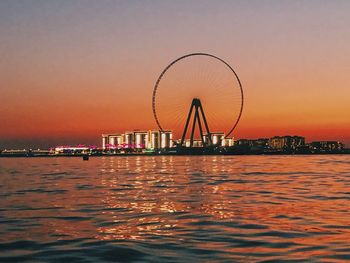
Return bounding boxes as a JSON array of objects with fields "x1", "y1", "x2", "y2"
[{"x1": 152, "y1": 53, "x2": 244, "y2": 147}]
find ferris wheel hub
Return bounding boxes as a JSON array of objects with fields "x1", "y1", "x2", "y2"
[
  {"x1": 180, "y1": 98, "x2": 212, "y2": 148},
  {"x1": 192, "y1": 98, "x2": 201, "y2": 106}
]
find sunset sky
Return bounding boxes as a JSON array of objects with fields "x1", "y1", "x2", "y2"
[{"x1": 1, "y1": 0, "x2": 349, "y2": 148}]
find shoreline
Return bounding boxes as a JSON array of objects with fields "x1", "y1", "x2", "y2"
[{"x1": 0, "y1": 152, "x2": 349, "y2": 158}]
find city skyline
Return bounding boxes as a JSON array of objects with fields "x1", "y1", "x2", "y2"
[{"x1": 1, "y1": 0, "x2": 350, "y2": 148}]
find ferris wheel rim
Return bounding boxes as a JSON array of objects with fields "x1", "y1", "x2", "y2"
[{"x1": 152, "y1": 52, "x2": 244, "y2": 138}]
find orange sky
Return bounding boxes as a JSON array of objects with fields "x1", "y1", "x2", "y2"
[{"x1": 0, "y1": 0, "x2": 349, "y2": 148}]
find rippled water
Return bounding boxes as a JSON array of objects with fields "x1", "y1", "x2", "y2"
[{"x1": 1, "y1": 155, "x2": 350, "y2": 262}]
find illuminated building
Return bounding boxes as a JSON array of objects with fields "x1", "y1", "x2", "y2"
[
  {"x1": 203, "y1": 133, "x2": 234, "y2": 147},
  {"x1": 102, "y1": 134, "x2": 123, "y2": 149},
  {"x1": 160, "y1": 130, "x2": 173, "y2": 148},
  {"x1": 310, "y1": 141, "x2": 344, "y2": 152},
  {"x1": 54, "y1": 145, "x2": 90, "y2": 154},
  {"x1": 134, "y1": 131, "x2": 148, "y2": 149},
  {"x1": 185, "y1": 139, "x2": 202, "y2": 147},
  {"x1": 146, "y1": 130, "x2": 173, "y2": 149},
  {"x1": 222, "y1": 137, "x2": 234, "y2": 147},
  {"x1": 102, "y1": 130, "x2": 173, "y2": 150},
  {"x1": 124, "y1": 131, "x2": 134, "y2": 148},
  {"x1": 211, "y1": 132, "x2": 225, "y2": 146},
  {"x1": 109, "y1": 134, "x2": 123, "y2": 148},
  {"x1": 102, "y1": 134, "x2": 108, "y2": 150},
  {"x1": 202, "y1": 132, "x2": 226, "y2": 146},
  {"x1": 148, "y1": 130, "x2": 160, "y2": 149},
  {"x1": 268, "y1": 136, "x2": 305, "y2": 151}
]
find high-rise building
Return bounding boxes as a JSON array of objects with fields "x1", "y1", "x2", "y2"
[
  {"x1": 160, "y1": 130, "x2": 173, "y2": 148},
  {"x1": 148, "y1": 130, "x2": 160, "y2": 149},
  {"x1": 134, "y1": 131, "x2": 148, "y2": 149},
  {"x1": 146, "y1": 130, "x2": 173, "y2": 149},
  {"x1": 102, "y1": 134, "x2": 123, "y2": 149},
  {"x1": 124, "y1": 131, "x2": 134, "y2": 148},
  {"x1": 102, "y1": 134, "x2": 108, "y2": 150},
  {"x1": 108, "y1": 134, "x2": 123, "y2": 148},
  {"x1": 102, "y1": 130, "x2": 173, "y2": 150}
]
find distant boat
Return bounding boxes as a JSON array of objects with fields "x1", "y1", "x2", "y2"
[{"x1": 83, "y1": 155, "x2": 89, "y2": 161}]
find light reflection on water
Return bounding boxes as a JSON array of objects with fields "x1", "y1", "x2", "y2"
[{"x1": 1, "y1": 155, "x2": 350, "y2": 262}]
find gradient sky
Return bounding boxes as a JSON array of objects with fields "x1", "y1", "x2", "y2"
[{"x1": 1, "y1": 0, "x2": 349, "y2": 148}]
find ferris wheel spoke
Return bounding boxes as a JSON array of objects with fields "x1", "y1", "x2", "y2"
[{"x1": 152, "y1": 53, "x2": 244, "y2": 140}]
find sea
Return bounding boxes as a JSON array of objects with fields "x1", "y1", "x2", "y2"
[{"x1": 1, "y1": 155, "x2": 350, "y2": 262}]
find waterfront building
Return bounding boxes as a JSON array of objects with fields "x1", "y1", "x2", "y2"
[
  {"x1": 147, "y1": 130, "x2": 173, "y2": 149},
  {"x1": 102, "y1": 130, "x2": 173, "y2": 150},
  {"x1": 148, "y1": 130, "x2": 160, "y2": 149},
  {"x1": 124, "y1": 131, "x2": 134, "y2": 148},
  {"x1": 310, "y1": 141, "x2": 344, "y2": 152},
  {"x1": 235, "y1": 139, "x2": 250, "y2": 146},
  {"x1": 102, "y1": 134, "x2": 108, "y2": 150},
  {"x1": 102, "y1": 134, "x2": 123, "y2": 149},
  {"x1": 146, "y1": 130, "x2": 160, "y2": 149},
  {"x1": 236, "y1": 138, "x2": 268, "y2": 149},
  {"x1": 222, "y1": 137, "x2": 234, "y2": 147},
  {"x1": 202, "y1": 132, "x2": 227, "y2": 146},
  {"x1": 134, "y1": 130, "x2": 148, "y2": 149},
  {"x1": 160, "y1": 130, "x2": 173, "y2": 148},
  {"x1": 211, "y1": 132, "x2": 225, "y2": 146},
  {"x1": 268, "y1": 136, "x2": 305, "y2": 151},
  {"x1": 54, "y1": 145, "x2": 90, "y2": 154},
  {"x1": 185, "y1": 139, "x2": 203, "y2": 147},
  {"x1": 108, "y1": 134, "x2": 123, "y2": 148}
]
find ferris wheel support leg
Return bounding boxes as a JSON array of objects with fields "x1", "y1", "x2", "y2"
[
  {"x1": 197, "y1": 108, "x2": 206, "y2": 147},
  {"x1": 198, "y1": 102, "x2": 212, "y2": 146},
  {"x1": 190, "y1": 107, "x2": 198, "y2": 147},
  {"x1": 181, "y1": 102, "x2": 195, "y2": 146}
]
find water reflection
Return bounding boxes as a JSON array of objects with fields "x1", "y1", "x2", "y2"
[{"x1": 1, "y1": 155, "x2": 350, "y2": 261}]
